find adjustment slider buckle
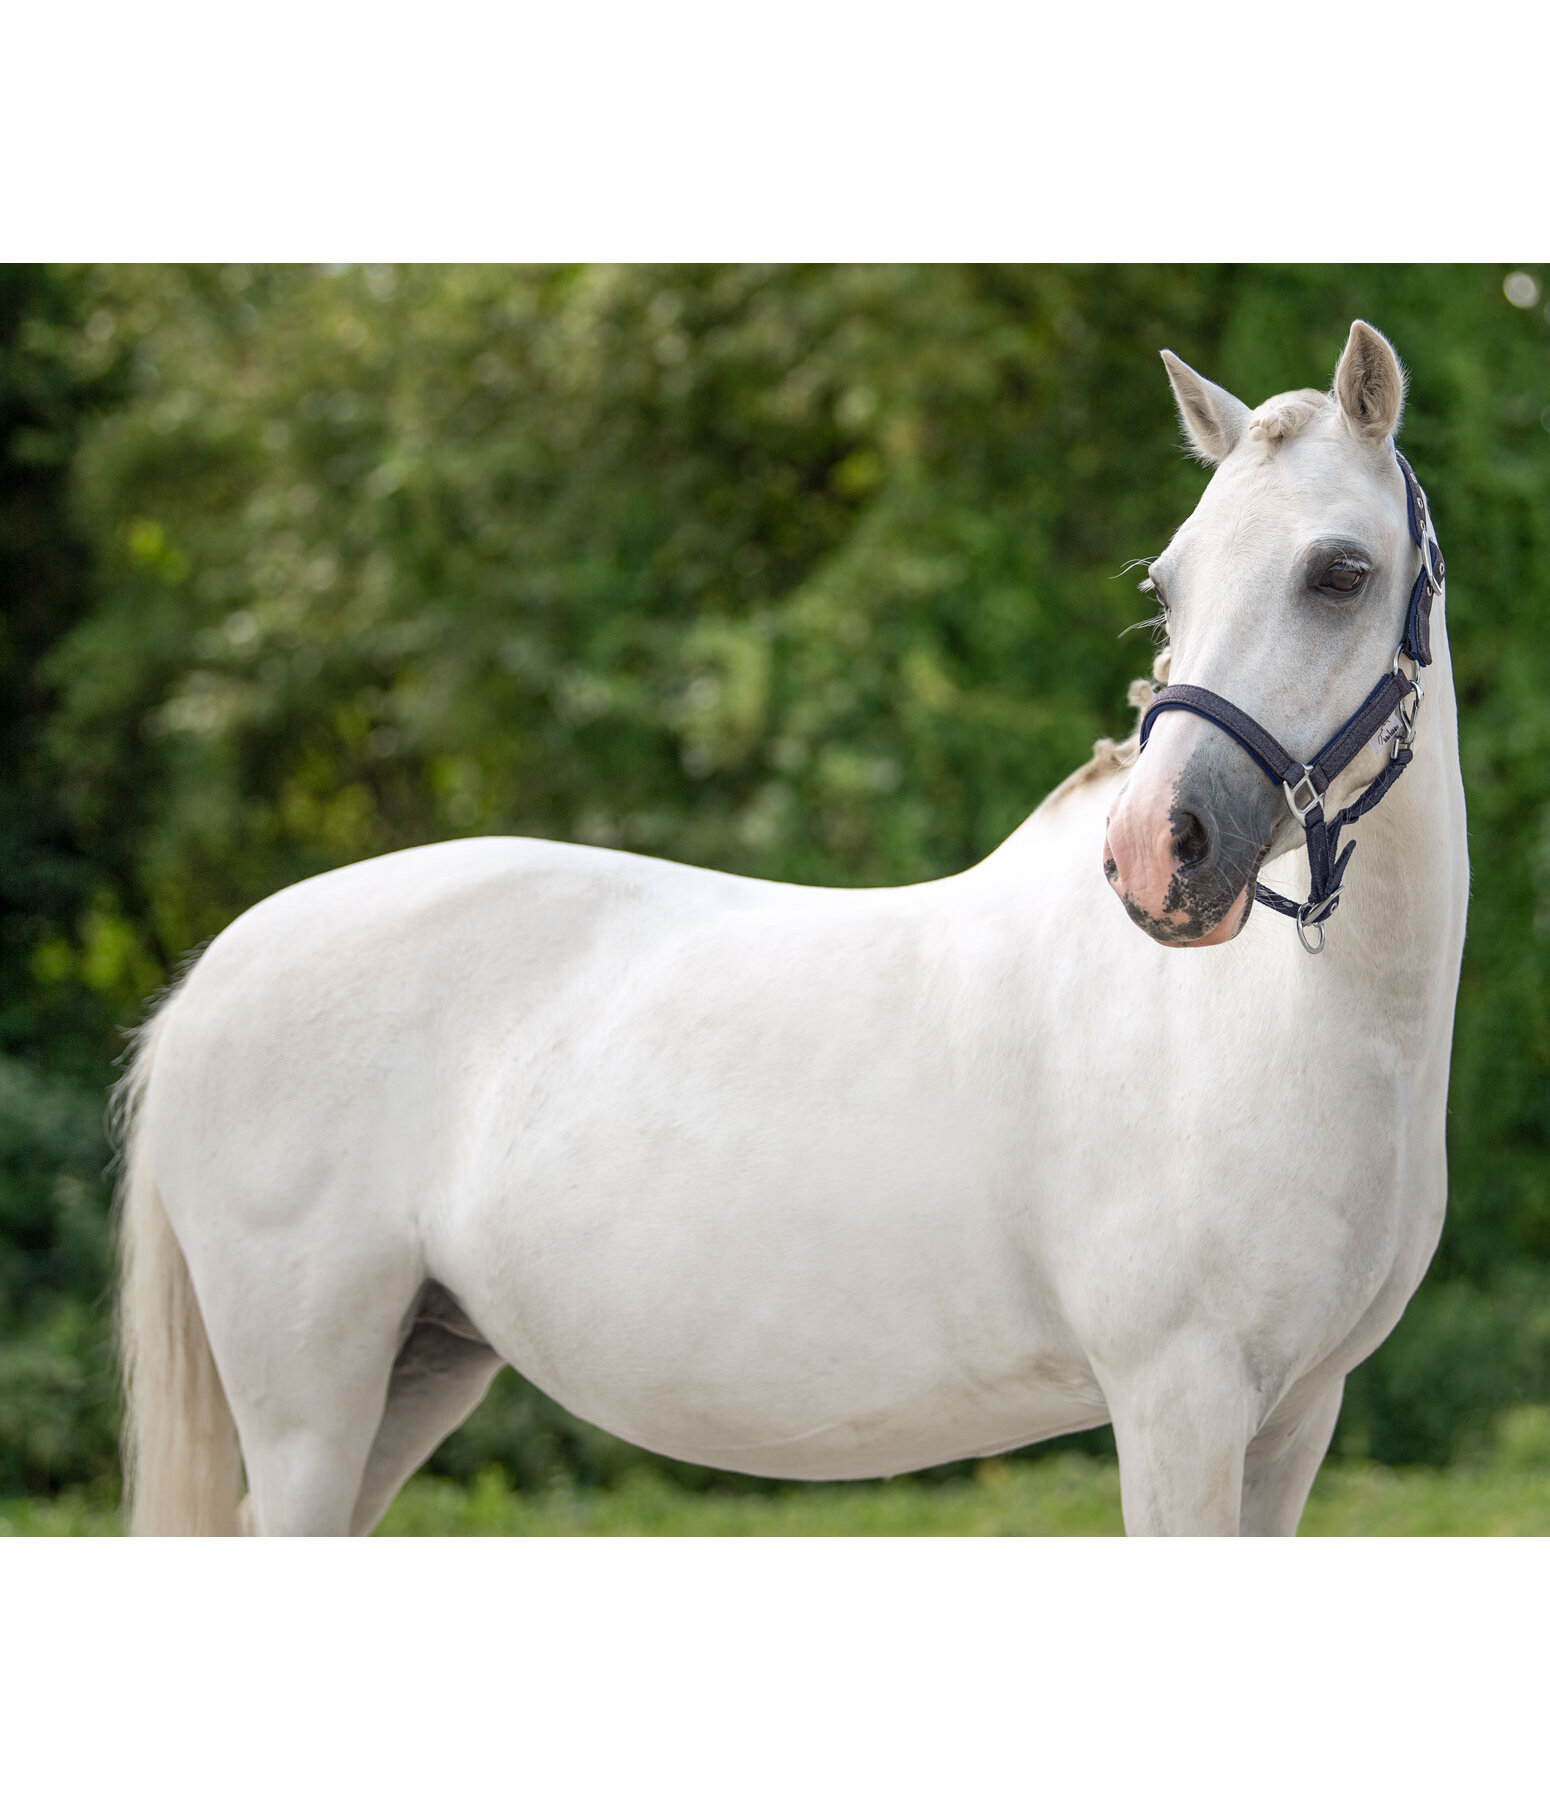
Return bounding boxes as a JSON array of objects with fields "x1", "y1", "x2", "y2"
[{"x1": 1283, "y1": 767, "x2": 1321, "y2": 825}]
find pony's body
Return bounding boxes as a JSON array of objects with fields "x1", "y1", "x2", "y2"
[{"x1": 119, "y1": 323, "x2": 1468, "y2": 1534}]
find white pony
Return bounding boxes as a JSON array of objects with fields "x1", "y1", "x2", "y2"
[{"x1": 118, "y1": 321, "x2": 1467, "y2": 1535}]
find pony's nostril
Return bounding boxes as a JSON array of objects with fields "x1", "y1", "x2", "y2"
[{"x1": 1172, "y1": 809, "x2": 1211, "y2": 869}]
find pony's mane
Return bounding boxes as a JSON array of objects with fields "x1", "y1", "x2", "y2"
[
  {"x1": 1248, "y1": 387, "x2": 1331, "y2": 444},
  {"x1": 1040, "y1": 645, "x2": 1171, "y2": 809}
]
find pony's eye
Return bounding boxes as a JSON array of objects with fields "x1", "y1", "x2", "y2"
[
  {"x1": 1143, "y1": 572, "x2": 1168, "y2": 612},
  {"x1": 1319, "y1": 560, "x2": 1367, "y2": 595}
]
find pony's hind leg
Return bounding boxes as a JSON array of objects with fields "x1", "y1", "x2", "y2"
[
  {"x1": 201, "y1": 1258, "x2": 424, "y2": 1537},
  {"x1": 349, "y1": 1285, "x2": 505, "y2": 1535},
  {"x1": 241, "y1": 1415, "x2": 384, "y2": 1536}
]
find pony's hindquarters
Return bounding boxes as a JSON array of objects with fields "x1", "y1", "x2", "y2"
[{"x1": 116, "y1": 1012, "x2": 244, "y2": 1536}]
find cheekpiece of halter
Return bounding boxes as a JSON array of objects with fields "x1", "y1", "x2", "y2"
[
  {"x1": 1395, "y1": 448, "x2": 1442, "y2": 670},
  {"x1": 1136, "y1": 446, "x2": 1442, "y2": 956}
]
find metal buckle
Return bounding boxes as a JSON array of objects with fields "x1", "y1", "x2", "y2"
[
  {"x1": 1389, "y1": 648, "x2": 1424, "y2": 757},
  {"x1": 1394, "y1": 679, "x2": 1423, "y2": 755},
  {"x1": 1282, "y1": 767, "x2": 1321, "y2": 825},
  {"x1": 1423, "y1": 533, "x2": 1445, "y2": 592}
]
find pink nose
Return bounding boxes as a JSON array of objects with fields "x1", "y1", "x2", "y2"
[{"x1": 1104, "y1": 806, "x2": 1180, "y2": 920}]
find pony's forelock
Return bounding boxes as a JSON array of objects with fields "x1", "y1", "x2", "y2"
[{"x1": 1248, "y1": 389, "x2": 1331, "y2": 445}]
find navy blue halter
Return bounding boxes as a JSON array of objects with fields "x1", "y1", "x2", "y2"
[{"x1": 1136, "y1": 448, "x2": 1444, "y2": 954}]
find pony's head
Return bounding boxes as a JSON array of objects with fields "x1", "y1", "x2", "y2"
[{"x1": 1103, "y1": 320, "x2": 1419, "y2": 948}]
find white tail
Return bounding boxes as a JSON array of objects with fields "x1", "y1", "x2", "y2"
[{"x1": 115, "y1": 1005, "x2": 244, "y2": 1535}]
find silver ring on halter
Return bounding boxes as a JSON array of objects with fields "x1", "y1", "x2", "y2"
[
  {"x1": 1296, "y1": 891, "x2": 1339, "y2": 955},
  {"x1": 1296, "y1": 916, "x2": 1326, "y2": 955}
]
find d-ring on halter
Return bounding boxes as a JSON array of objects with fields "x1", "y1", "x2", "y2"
[{"x1": 1136, "y1": 448, "x2": 1444, "y2": 955}]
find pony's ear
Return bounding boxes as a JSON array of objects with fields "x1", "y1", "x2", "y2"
[
  {"x1": 1333, "y1": 320, "x2": 1406, "y2": 442},
  {"x1": 1160, "y1": 350, "x2": 1251, "y2": 465}
]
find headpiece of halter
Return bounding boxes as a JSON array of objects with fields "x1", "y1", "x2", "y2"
[{"x1": 1136, "y1": 448, "x2": 1444, "y2": 954}]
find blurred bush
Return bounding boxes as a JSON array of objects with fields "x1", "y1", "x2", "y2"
[{"x1": 2, "y1": 262, "x2": 1547, "y2": 1494}]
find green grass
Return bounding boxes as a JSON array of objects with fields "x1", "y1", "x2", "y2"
[
  {"x1": 372, "y1": 1451, "x2": 1550, "y2": 1536},
  {"x1": 6, "y1": 1416, "x2": 1550, "y2": 1536}
]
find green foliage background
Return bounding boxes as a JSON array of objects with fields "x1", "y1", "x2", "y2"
[{"x1": 3, "y1": 263, "x2": 1548, "y2": 1498}]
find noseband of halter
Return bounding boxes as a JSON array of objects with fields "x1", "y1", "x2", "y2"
[{"x1": 1136, "y1": 448, "x2": 1444, "y2": 955}]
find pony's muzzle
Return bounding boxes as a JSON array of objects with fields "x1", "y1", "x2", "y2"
[{"x1": 1104, "y1": 723, "x2": 1276, "y2": 948}]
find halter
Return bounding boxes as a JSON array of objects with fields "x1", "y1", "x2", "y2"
[{"x1": 1136, "y1": 448, "x2": 1444, "y2": 954}]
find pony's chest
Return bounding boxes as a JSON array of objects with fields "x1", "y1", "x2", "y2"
[{"x1": 1052, "y1": 1067, "x2": 1439, "y2": 1362}]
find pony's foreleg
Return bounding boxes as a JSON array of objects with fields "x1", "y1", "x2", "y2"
[
  {"x1": 1104, "y1": 1343, "x2": 1254, "y2": 1536},
  {"x1": 1237, "y1": 1376, "x2": 1344, "y2": 1537}
]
